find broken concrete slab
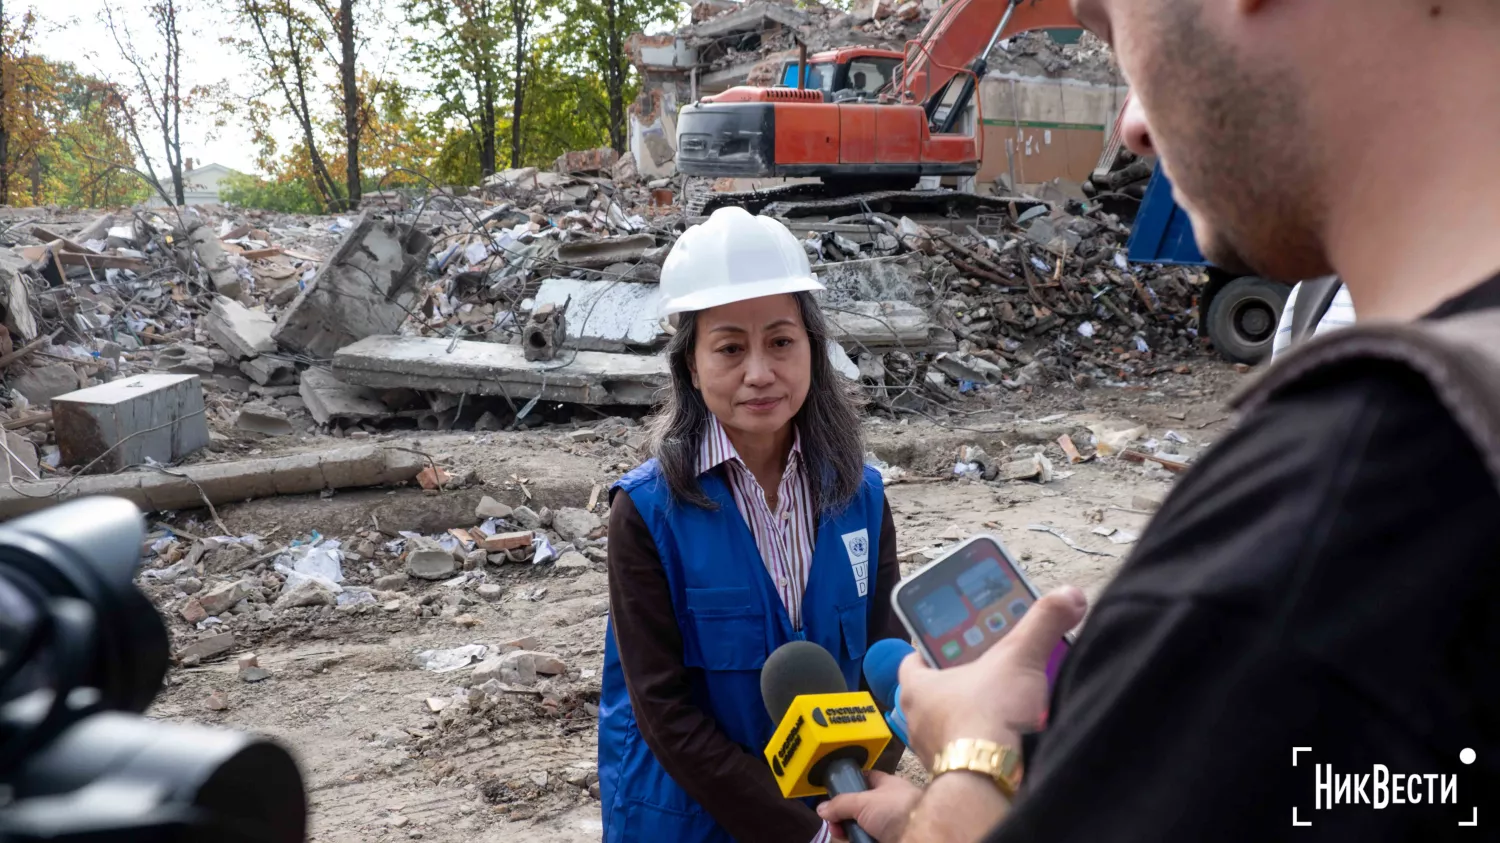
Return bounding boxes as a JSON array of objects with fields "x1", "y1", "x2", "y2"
[
  {"x1": 240, "y1": 355, "x2": 297, "y2": 386},
  {"x1": 271, "y1": 212, "x2": 434, "y2": 359},
  {"x1": 0, "y1": 444, "x2": 425, "y2": 519},
  {"x1": 235, "y1": 403, "x2": 294, "y2": 436},
  {"x1": 824, "y1": 301, "x2": 957, "y2": 351},
  {"x1": 155, "y1": 344, "x2": 214, "y2": 374},
  {"x1": 333, "y1": 336, "x2": 670, "y2": 406},
  {"x1": 53, "y1": 374, "x2": 210, "y2": 473},
  {"x1": 204, "y1": 295, "x2": 276, "y2": 359},
  {"x1": 0, "y1": 250, "x2": 37, "y2": 341},
  {"x1": 10, "y1": 362, "x2": 81, "y2": 407},
  {"x1": 531, "y1": 278, "x2": 665, "y2": 352},
  {"x1": 177, "y1": 631, "x2": 236, "y2": 663},
  {"x1": 687, "y1": 0, "x2": 808, "y2": 38},
  {"x1": 299, "y1": 367, "x2": 388, "y2": 426},
  {"x1": 555, "y1": 234, "x2": 654, "y2": 269},
  {"x1": 188, "y1": 225, "x2": 243, "y2": 299}
]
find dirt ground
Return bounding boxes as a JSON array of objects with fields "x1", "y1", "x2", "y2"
[{"x1": 144, "y1": 359, "x2": 1244, "y2": 843}]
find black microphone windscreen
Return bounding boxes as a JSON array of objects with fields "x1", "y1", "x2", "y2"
[{"x1": 760, "y1": 641, "x2": 849, "y2": 724}]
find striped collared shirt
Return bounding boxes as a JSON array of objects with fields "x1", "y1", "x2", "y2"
[
  {"x1": 699, "y1": 417, "x2": 832, "y2": 843},
  {"x1": 698, "y1": 415, "x2": 817, "y2": 631}
]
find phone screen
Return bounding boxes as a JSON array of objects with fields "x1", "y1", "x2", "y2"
[{"x1": 896, "y1": 537, "x2": 1070, "y2": 683}]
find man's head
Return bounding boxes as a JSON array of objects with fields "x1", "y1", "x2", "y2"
[
  {"x1": 1075, "y1": 0, "x2": 1499, "y2": 284},
  {"x1": 1077, "y1": 0, "x2": 1333, "y2": 280}
]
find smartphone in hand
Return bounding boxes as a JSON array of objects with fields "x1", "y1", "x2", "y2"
[{"x1": 892, "y1": 535, "x2": 1071, "y2": 685}]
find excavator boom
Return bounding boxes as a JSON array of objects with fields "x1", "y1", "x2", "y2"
[{"x1": 898, "y1": 0, "x2": 1080, "y2": 107}]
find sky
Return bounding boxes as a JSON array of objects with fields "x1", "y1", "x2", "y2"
[
  {"x1": 38, "y1": 0, "x2": 270, "y2": 174},
  {"x1": 31, "y1": 0, "x2": 683, "y2": 179}
]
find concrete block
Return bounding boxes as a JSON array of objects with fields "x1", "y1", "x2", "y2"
[
  {"x1": 554, "y1": 234, "x2": 653, "y2": 269},
  {"x1": 271, "y1": 212, "x2": 433, "y2": 359},
  {"x1": 235, "y1": 403, "x2": 293, "y2": 436},
  {"x1": 240, "y1": 355, "x2": 297, "y2": 386},
  {"x1": 188, "y1": 226, "x2": 242, "y2": 299},
  {"x1": 53, "y1": 374, "x2": 209, "y2": 473},
  {"x1": 203, "y1": 295, "x2": 276, "y2": 359},
  {"x1": 299, "y1": 367, "x2": 389, "y2": 425},
  {"x1": 333, "y1": 336, "x2": 669, "y2": 406}
]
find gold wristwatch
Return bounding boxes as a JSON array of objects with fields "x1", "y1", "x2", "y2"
[{"x1": 931, "y1": 738, "x2": 1023, "y2": 798}]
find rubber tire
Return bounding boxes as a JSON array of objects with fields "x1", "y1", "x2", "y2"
[{"x1": 1205, "y1": 275, "x2": 1290, "y2": 365}]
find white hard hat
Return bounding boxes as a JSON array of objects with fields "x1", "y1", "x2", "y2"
[{"x1": 659, "y1": 206, "x2": 824, "y2": 317}]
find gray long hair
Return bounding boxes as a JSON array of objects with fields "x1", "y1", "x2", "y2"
[{"x1": 646, "y1": 291, "x2": 866, "y2": 512}]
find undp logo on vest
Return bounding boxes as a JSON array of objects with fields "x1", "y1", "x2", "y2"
[{"x1": 842, "y1": 529, "x2": 869, "y2": 597}]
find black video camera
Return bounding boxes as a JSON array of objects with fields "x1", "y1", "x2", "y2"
[{"x1": 0, "y1": 497, "x2": 307, "y2": 842}]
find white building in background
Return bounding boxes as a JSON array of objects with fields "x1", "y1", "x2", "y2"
[{"x1": 147, "y1": 160, "x2": 240, "y2": 206}]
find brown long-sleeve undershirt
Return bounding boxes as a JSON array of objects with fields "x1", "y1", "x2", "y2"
[{"x1": 607, "y1": 488, "x2": 907, "y2": 843}]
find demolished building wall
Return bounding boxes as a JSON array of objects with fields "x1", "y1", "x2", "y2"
[{"x1": 978, "y1": 72, "x2": 1130, "y2": 191}]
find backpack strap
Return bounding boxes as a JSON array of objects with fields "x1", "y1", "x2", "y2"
[
  {"x1": 1231, "y1": 309, "x2": 1500, "y2": 496},
  {"x1": 1288, "y1": 276, "x2": 1344, "y2": 345}
]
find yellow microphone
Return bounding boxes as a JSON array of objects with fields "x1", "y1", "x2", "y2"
[{"x1": 761, "y1": 641, "x2": 891, "y2": 843}]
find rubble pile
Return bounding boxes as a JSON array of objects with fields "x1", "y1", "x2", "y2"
[
  {"x1": 888, "y1": 203, "x2": 1203, "y2": 401},
  {"x1": 0, "y1": 165, "x2": 1203, "y2": 507}
]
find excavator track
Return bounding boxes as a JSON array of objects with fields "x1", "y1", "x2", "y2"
[{"x1": 694, "y1": 184, "x2": 1031, "y2": 220}]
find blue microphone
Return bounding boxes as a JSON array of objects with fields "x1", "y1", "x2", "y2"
[{"x1": 862, "y1": 639, "x2": 914, "y2": 746}]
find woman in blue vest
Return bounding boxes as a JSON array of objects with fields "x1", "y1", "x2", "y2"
[{"x1": 599, "y1": 206, "x2": 907, "y2": 843}]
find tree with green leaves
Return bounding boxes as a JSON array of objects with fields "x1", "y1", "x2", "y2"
[
  {"x1": 563, "y1": 0, "x2": 683, "y2": 154},
  {"x1": 406, "y1": 0, "x2": 548, "y2": 175}
]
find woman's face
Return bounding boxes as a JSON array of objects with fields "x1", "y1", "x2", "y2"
[{"x1": 689, "y1": 294, "x2": 812, "y2": 442}]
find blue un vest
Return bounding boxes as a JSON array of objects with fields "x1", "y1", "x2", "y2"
[{"x1": 598, "y1": 460, "x2": 886, "y2": 843}]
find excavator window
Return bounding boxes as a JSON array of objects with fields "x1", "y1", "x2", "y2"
[{"x1": 845, "y1": 58, "x2": 900, "y2": 96}]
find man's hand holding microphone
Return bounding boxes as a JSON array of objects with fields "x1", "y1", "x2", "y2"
[{"x1": 816, "y1": 587, "x2": 1089, "y2": 842}]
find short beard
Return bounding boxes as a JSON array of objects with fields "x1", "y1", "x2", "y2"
[{"x1": 1142, "y1": 1, "x2": 1334, "y2": 282}]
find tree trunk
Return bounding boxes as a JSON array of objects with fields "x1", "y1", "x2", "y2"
[
  {"x1": 0, "y1": 0, "x2": 10, "y2": 205},
  {"x1": 605, "y1": 0, "x2": 625, "y2": 154},
  {"x1": 338, "y1": 0, "x2": 360, "y2": 209},
  {"x1": 478, "y1": 67, "x2": 497, "y2": 176},
  {"x1": 284, "y1": 13, "x2": 342, "y2": 210},
  {"x1": 165, "y1": 0, "x2": 185, "y2": 206},
  {"x1": 508, "y1": 0, "x2": 527, "y2": 169}
]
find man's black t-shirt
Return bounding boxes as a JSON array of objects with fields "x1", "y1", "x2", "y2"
[{"x1": 991, "y1": 275, "x2": 1500, "y2": 841}]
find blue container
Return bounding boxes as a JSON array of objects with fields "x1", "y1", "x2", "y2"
[{"x1": 1125, "y1": 169, "x2": 1207, "y2": 266}]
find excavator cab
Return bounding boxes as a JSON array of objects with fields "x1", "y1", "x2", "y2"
[
  {"x1": 677, "y1": 0, "x2": 1079, "y2": 184},
  {"x1": 778, "y1": 49, "x2": 904, "y2": 103}
]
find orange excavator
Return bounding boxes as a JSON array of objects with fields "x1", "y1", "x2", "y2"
[{"x1": 678, "y1": 0, "x2": 1080, "y2": 216}]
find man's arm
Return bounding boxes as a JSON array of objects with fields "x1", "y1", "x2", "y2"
[
  {"x1": 608, "y1": 491, "x2": 824, "y2": 843},
  {"x1": 981, "y1": 364, "x2": 1500, "y2": 841}
]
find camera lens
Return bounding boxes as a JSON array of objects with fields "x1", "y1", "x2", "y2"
[{"x1": 0, "y1": 572, "x2": 43, "y2": 701}]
